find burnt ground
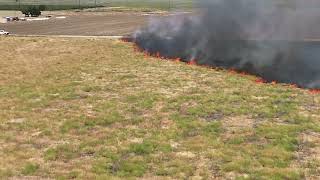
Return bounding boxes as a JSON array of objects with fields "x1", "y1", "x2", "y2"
[{"x1": 0, "y1": 12, "x2": 154, "y2": 36}]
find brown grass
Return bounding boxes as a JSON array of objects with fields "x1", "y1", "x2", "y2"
[{"x1": 0, "y1": 37, "x2": 319, "y2": 179}]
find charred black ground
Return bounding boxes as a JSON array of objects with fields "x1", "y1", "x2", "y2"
[{"x1": 132, "y1": 0, "x2": 320, "y2": 89}]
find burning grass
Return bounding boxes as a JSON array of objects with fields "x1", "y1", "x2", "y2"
[
  {"x1": 123, "y1": 37, "x2": 320, "y2": 95},
  {"x1": 0, "y1": 37, "x2": 319, "y2": 179}
]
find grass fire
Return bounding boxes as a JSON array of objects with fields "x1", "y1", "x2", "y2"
[
  {"x1": 1, "y1": 1, "x2": 320, "y2": 179},
  {"x1": 132, "y1": 0, "x2": 320, "y2": 91}
]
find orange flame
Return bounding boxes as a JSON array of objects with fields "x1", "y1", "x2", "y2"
[
  {"x1": 123, "y1": 40, "x2": 319, "y2": 96},
  {"x1": 144, "y1": 51, "x2": 151, "y2": 58},
  {"x1": 175, "y1": 58, "x2": 181, "y2": 62},
  {"x1": 188, "y1": 59, "x2": 197, "y2": 65},
  {"x1": 255, "y1": 78, "x2": 267, "y2": 84},
  {"x1": 229, "y1": 69, "x2": 237, "y2": 74},
  {"x1": 309, "y1": 89, "x2": 320, "y2": 94}
]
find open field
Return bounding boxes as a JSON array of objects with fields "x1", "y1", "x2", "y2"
[
  {"x1": 0, "y1": 11, "x2": 150, "y2": 36},
  {"x1": 0, "y1": 0, "x2": 193, "y2": 10},
  {"x1": 0, "y1": 10, "x2": 22, "y2": 17},
  {"x1": 0, "y1": 37, "x2": 319, "y2": 179}
]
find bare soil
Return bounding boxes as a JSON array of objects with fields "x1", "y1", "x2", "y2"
[{"x1": 0, "y1": 12, "x2": 153, "y2": 36}]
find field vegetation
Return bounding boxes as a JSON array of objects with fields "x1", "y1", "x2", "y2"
[{"x1": 0, "y1": 37, "x2": 319, "y2": 179}]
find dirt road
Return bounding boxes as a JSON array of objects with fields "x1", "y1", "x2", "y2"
[{"x1": 0, "y1": 12, "x2": 150, "y2": 36}]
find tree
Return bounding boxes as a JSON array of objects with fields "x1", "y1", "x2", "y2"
[
  {"x1": 20, "y1": 6, "x2": 42, "y2": 17},
  {"x1": 29, "y1": 6, "x2": 41, "y2": 17},
  {"x1": 21, "y1": 7, "x2": 30, "y2": 17}
]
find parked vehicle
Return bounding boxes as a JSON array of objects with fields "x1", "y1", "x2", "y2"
[{"x1": 0, "y1": 30, "x2": 9, "y2": 35}]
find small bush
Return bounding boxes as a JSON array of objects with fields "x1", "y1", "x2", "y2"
[
  {"x1": 116, "y1": 160, "x2": 146, "y2": 177},
  {"x1": 129, "y1": 141, "x2": 155, "y2": 155},
  {"x1": 22, "y1": 163, "x2": 39, "y2": 175},
  {"x1": 29, "y1": 6, "x2": 41, "y2": 17},
  {"x1": 20, "y1": 8, "x2": 28, "y2": 16}
]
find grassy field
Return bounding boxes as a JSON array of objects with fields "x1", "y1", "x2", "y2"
[{"x1": 0, "y1": 37, "x2": 319, "y2": 179}]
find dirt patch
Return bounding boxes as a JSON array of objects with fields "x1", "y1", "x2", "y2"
[
  {"x1": 221, "y1": 116, "x2": 256, "y2": 140},
  {"x1": 222, "y1": 116, "x2": 255, "y2": 128},
  {"x1": 294, "y1": 131, "x2": 320, "y2": 178}
]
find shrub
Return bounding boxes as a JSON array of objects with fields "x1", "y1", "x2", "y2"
[
  {"x1": 21, "y1": 7, "x2": 30, "y2": 17},
  {"x1": 29, "y1": 6, "x2": 41, "y2": 17},
  {"x1": 22, "y1": 163, "x2": 39, "y2": 175}
]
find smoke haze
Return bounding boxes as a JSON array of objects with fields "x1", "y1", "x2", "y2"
[{"x1": 133, "y1": 0, "x2": 320, "y2": 89}]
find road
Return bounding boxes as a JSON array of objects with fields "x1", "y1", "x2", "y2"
[{"x1": 0, "y1": 12, "x2": 149, "y2": 36}]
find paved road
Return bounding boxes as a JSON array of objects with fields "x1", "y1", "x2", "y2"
[{"x1": 0, "y1": 13, "x2": 148, "y2": 36}]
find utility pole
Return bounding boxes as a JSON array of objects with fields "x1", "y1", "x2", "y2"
[{"x1": 78, "y1": 0, "x2": 81, "y2": 9}]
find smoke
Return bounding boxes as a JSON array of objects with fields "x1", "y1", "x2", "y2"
[{"x1": 133, "y1": 0, "x2": 320, "y2": 89}]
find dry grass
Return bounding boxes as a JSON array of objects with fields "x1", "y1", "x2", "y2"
[{"x1": 0, "y1": 37, "x2": 319, "y2": 179}]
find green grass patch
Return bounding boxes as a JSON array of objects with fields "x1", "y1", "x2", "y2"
[
  {"x1": 44, "y1": 144, "x2": 79, "y2": 161},
  {"x1": 21, "y1": 163, "x2": 40, "y2": 175}
]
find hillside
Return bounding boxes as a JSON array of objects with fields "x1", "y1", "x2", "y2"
[{"x1": 0, "y1": 37, "x2": 319, "y2": 179}]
